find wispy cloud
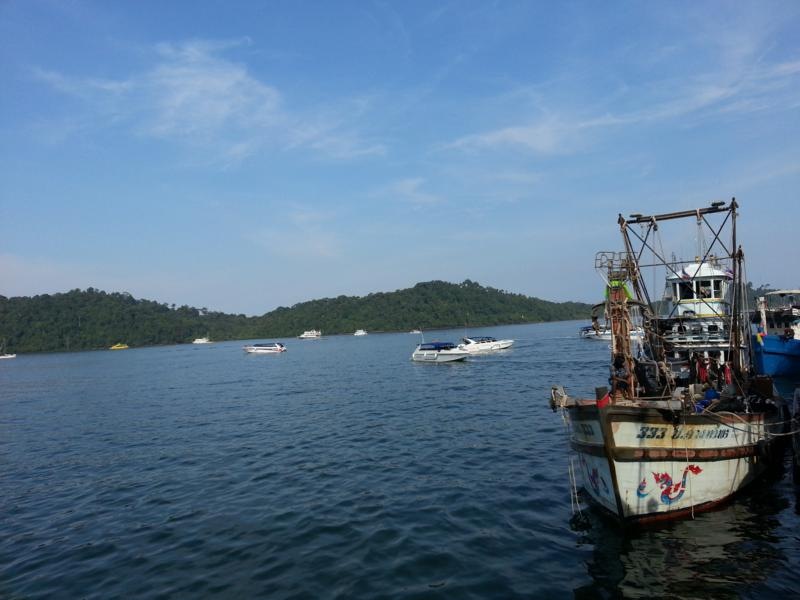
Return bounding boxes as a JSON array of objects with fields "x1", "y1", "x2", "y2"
[
  {"x1": 447, "y1": 17, "x2": 800, "y2": 156},
  {"x1": 33, "y1": 38, "x2": 384, "y2": 164},
  {"x1": 379, "y1": 178, "x2": 444, "y2": 205},
  {"x1": 244, "y1": 206, "x2": 342, "y2": 259}
]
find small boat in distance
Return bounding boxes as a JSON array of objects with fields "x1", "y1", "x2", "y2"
[
  {"x1": 192, "y1": 337, "x2": 212, "y2": 344},
  {"x1": 409, "y1": 329, "x2": 422, "y2": 334},
  {"x1": 354, "y1": 329, "x2": 367, "y2": 336},
  {"x1": 0, "y1": 340, "x2": 15, "y2": 359},
  {"x1": 243, "y1": 342, "x2": 287, "y2": 354},
  {"x1": 109, "y1": 343, "x2": 129, "y2": 350},
  {"x1": 298, "y1": 330, "x2": 322, "y2": 339},
  {"x1": 411, "y1": 342, "x2": 469, "y2": 363},
  {"x1": 460, "y1": 336, "x2": 514, "y2": 352}
]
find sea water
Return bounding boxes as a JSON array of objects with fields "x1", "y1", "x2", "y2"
[{"x1": 2, "y1": 321, "x2": 799, "y2": 598}]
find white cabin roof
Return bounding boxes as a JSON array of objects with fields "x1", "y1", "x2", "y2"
[{"x1": 666, "y1": 262, "x2": 730, "y2": 281}]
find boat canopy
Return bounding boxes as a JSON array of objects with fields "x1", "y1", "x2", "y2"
[{"x1": 419, "y1": 342, "x2": 457, "y2": 350}]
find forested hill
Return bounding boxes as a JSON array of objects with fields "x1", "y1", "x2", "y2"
[{"x1": 0, "y1": 281, "x2": 592, "y2": 353}]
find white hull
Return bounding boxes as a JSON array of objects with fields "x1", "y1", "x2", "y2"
[
  {"x1": 559, "y1": 398, "x2": 780, "y2": 522},
  {"x1": 411, "y1": 349, "x2": 469, "y2": 363},
  {"x1": 192, "y1": 338, "x2": 212, "y2": 344},
  {"x1": 243, "y1": 344, "x2": 286, "y2": 354},
  {"x1": 0, "y1": 353, "x2": 16, "y2": 359},
  {"x1": 299, "y1": 330, "x2": 321, "y2": 339},
  {"x1": 354, "y1": 330, "x2": 367, "y2": 336},
  {"x1": 460, "y1": 338, "x2": 514, "y2": 352},
  {"x1": 579, "y1": 328, "x2": 644, "y2": 341}
]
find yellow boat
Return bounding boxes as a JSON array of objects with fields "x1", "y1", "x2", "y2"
[{"x1": 109, "y1": 343, "x2": 129, "y2": 350}]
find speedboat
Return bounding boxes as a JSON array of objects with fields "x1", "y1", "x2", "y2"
[
  {"x1": 578, "y1": 324, "x2": 645, "y2": 341},
  {"x1": 459, "y1": 336, "x2": 514, "y2": 352},
  {"x1": 411, "y1": 342, "x2": 469, "y2": 363},
  {"x1": 192, "y1": 337, "x2": 212, "y2": 344},
  {"x1": 298, "y1": 330, "x2": 321, "y2": 339},
  {"x1": 109, "y1": 343, "x2": 129, "y2": 350},
  {"x1": 409, "y1": 329, "x2": 422, "y2": 334},
  {"x1": 0, "y1": 353, "x2": 16, "y2": 359},
  {"x1": 354, "y1": 329, "x2": 367, "y2": 336},
  {"x1": 243, "y1": 342, "x2": 287, "y2": 354}
]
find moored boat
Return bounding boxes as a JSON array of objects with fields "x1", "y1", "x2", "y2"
[
  {"x1": 354, "y1": 329, "x2": 368, "y2": 336},
  {"x1": 752, "y1": 290, "x2": 800, "y2": 380},
  {"x1": 109, "y1": 343, "x2": 129, "y2": 350},
  {"x1": 411, "y1": 342, "x2": 469, "y2": 363},
  {"x1": 243, "y1": 342, "x2": 286, "y2": 354},
  {"x1": 459, "y1": 336, "x2": 514, "y2": 352},
  {"x1": 298, "y1": 330, "x2": 322, "y2": 339},
  {"x1": 550, "y1": 199, "x2": 786, "y2": 524}
]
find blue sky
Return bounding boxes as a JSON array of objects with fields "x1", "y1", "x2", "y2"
[{"x1": 1, "y1": 1, "x2": 798, "y2": 315}]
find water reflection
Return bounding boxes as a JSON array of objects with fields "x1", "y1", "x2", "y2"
[{"x1": 573, "y1": 479, "x2": 794, "y2": 599}]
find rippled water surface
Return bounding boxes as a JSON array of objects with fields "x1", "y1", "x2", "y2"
[{"x1": 2, "y1": 321, "x2": 800, "y2": 599}]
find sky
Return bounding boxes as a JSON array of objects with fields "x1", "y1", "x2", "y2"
[{"x1": 1, "y1": 1, "x2": 799, "y2": 315}]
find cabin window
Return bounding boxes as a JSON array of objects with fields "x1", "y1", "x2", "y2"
[
  {"x1": 678, "y1": 281, "x2": 694, "y2": 300},
  {"x1": 712, "y1": 280, "x2": 723, "y2": 298},
  {"x1": 698, "y1": 280, "x2": 712, "y2": 298}
]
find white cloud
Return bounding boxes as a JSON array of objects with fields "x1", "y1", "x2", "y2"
[
  {"x1": 380, "y1": 178, "x2": 444, "y2": 205},
  {"x1": 244, "y1": 206, "x2": 342, "y2": 260},
  {"x1": 33, "y1": 39, "x2": 383, "y2": 163}
]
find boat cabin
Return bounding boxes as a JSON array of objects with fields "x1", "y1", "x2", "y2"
[{"x1": 663, "y1": 261, "x2": 731, "y2": 318}]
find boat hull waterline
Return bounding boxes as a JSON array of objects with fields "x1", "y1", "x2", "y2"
[
  {"x1": 411, "y1": 342, "x2": 469, "y2": 363},
  {"x1": 554, "y1": 393, "x2": 779, "y2": 523},
  {"x1": 243, "y1": 343, "x2": 287, "y2": 354}
]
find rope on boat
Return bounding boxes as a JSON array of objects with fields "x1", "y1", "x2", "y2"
[
  {"x1": 568, "y1": 456, "x2": 583, "y2": 518},
  {"x1": 700, "y1": 410, "x2": 800, "y2": 438},
  {"x1": 679, "y1": 409, "x2": 696, "y2": 519}
]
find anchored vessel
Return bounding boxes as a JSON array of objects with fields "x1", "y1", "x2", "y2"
[
  {"x1": 298, "y1": 330, "x2": 322, "y2": 339},
  {"x1": 752, "y1": 290, "x2": 800, "y2": 380},
  {"x1": 411, "y1": 342, "x2": 469, "y2": 363},
  {"x1": 551, "y1": 200, "x2": 785, "y2": 524},
  {"x1": 243, "y1": 342, "x2": 287, "y2": 354},
  {"x1": 459, "y1": 336, "x2": 514, "y2": 352}
]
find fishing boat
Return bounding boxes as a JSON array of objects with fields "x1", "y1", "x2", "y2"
[
  {"x1": 298, "y1": 330, "x2": 322, "y2": 339},
  {"x1": 109, "y1": 343, "x2": 129, "y2": 350},
  {"x1": 459, "y1": 336, "x2": 514, "y2": 352},
  {"x1": 243, "y1": 342, "x2": 286, "y2": 354},
  {"x1": 752, "y1": 290, "x2": 800, "y2": 380},
  {"x1": 411, "y1": 342, "x2": 469, "y2": 363},
  {"x1": 550, "y1": 199, "x2": 786, "y2": 524}
]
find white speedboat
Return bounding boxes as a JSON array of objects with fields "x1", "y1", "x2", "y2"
[
  {"x1": 354, "y1": 329, "x2": 367, "y2": 336},
  {"x1": 192, "y1": 337, "x2": 212, "y2": 344},
  {"x1": 243, "y1": 342, "x2": 287, "y2": 353},
  {"x1": 578, "y1": 325, "x2": 645, "y2": 341},
  {"x1": 298, "y1": 330, "x2": 321, "y2": 339},
  {"x1": 411, "y1": 342, "x2": 469, "y2": 363},
  {"x1": 0, "y1": 353, "x2": 16, "y2": 359},
  {"x1": 409, "y1": 329, "x2": 422, "y2": 334},
  {"x1": 460, "y1": 336, "x2": 514, "y2": 352}
]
